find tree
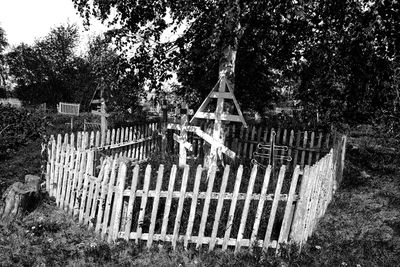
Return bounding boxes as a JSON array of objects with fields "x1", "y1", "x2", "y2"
[
  {"x1": 0, "y1": 26, "x2": 8, "y2": 91},
  {"x1": 296, "y1": 0, "x2": 400, "y2": 125},
  {"x1": 85, "y1": 35, "x2": 144, "y2": 115},
  {"x1": 7, "y1": 23, "x2": 85, "y2": 106},
  {"x1": 72, "y1": 0, "x2": 310, "y2": 115}
]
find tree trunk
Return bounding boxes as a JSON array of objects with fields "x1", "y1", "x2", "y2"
[
  {"x1": 204, "y1": 2, "x2": 244, "y2": 172},
  {"x1": 0, "y1": 175, "x2": 41, "y2": 225}
]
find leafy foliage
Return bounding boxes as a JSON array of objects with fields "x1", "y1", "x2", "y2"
[
  {"x1": 0, "y1": 25, "x2": 8, "y2": 90},
  {"x1": 6, "y1": 23, "x2": 83, "y2": 107},
  {"x1": 72, "y1": 0, "x2": 400, "y2": 128},
  {"x1": 6, "y1": 25, "x2": 144, "y2": 114},
  {"x1": 0, "y1": 105, "x2": 47, "y2": 159}
]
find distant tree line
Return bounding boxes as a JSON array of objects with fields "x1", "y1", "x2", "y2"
[{"x1": 1, "y1": 23, "x2": 143, "y2": 114}]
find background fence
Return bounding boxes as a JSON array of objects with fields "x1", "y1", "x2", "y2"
[
  {"x1": 46, "y1": 123, "x2": 346, "y2": 252},
  {"x1": 47, "y1": 122, "x2": 160, "y2": 176},
  {"x1": 167, "y1": 123, "x2": 335, "y2": 170}
]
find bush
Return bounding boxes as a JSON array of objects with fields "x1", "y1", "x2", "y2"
[{"x1": 0, "y1": 105, "x2": 47, "y2": 159}]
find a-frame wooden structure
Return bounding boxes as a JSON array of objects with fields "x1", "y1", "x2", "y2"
[
  {"x1": 190, "y1": 76, "x2": 247, "y2": 127},
  {"x1": 190, "y1": 76, "x2": 247, "y2": 171}
]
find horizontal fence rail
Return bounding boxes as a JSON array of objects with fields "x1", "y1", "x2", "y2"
[{"x1": 46, "y1": 134, "x2": 346, "y2": 253}]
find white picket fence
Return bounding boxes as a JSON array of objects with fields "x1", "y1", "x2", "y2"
[{"x1": 46, "y1": 134, "x2": 346, "y2": 252}]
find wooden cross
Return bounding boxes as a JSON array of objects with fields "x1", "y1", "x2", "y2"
[
  {"x1": 91, "y1": 99, "x2": 109, "y2": 145},
  {"x1": 172, "y1": 103, "x2": 194, "y2": 167}
]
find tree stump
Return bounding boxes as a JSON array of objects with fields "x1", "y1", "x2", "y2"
[{"x1": 0, "y1": 175, "x2": 41, "y2": 225}]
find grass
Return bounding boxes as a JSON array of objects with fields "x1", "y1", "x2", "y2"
[{"x1": 1, "y1": 115, "x2": 400, "y2": 266}]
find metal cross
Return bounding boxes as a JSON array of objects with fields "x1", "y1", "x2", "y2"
[{"x1": 251, "y1": 131, "x2": 292, "y2": 169}]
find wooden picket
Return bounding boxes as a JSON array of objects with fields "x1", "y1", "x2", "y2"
[{"x1": 46, "y1": 124, "x2": 346, "y2": 253}]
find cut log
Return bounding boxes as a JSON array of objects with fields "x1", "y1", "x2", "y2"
[{"x1": 0, "y1": 175, "x2": 41, "y2": 224}]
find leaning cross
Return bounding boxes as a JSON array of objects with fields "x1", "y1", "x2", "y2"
[
  {"x1": 172, "y1": 104, "x2": 194, "y2": 167},
  {"x1": 91, "y1": 98, "x2": 109, "y2": 145}
]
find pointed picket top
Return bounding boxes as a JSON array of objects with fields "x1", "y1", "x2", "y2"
[{"x1": 190, "y1": 76, "x2": 247, "y2": 127}]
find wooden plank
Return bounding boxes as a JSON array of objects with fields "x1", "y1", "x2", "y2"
[
  {"x1": 123, "y1": 164, "x2": 140, "y2": 239},
  {"x1": 195, "y1": 128, "x2": 236, "y2": 159},
  {"x1": 111, "y1": 129, "x2": 116, "y2": 145},
  {"x1": 196, "y1": 165, "x2": 217, "y2": 249},
  {"x1": 303, "y1": 163, "x2": 321, "y2": 240},
  {"x1": 59, "y1": 145, "x2": 71, "y2": 209},
  {"x1": 136, "y1": 165, "x2": 152, "y2": 242},
  {"x1": 52, "y1": 135, "x2": 62, "y2": 197},
  {"x1": 95, "y1": 159, "x2": 111, "y2": 234},
  {"x1": 241, "y1": 127, "x2": 250, "y2": 158},
  {"x1": 309, "y1": 158, "x2": 325, "y2": 235},
  {"x1": 308, "y1": 132, "x2": 315, "y2": 166},
  {"x1": 101, "y1": 159, "x2": 118, "y2": 239},
  {"x1": 76, "y1": 132, "x2": 82, "y2": 150},
  {"x1": 160, "y1": 165, "x2": 177, "y2": 241},
  {"x1": 55, "y1": 144, "x2": 67, "y2": 206},
  {"x1": 73, "y1": 151, "x2": 86, "y2": 218},
  {"x1": 79, "y1": 151, "x2": 93, "y2": 224},
  {"x1": 172, "y1": 165, "x2": 190, "y2": 249},
  {"x1": 184, "y1": 165, "x2": 203, "y2": 249},
  {"x1": 248, "y1": 126, "x2": 257, "y2": 158},
  {"x1": 109, "y1": 161, "x2": 128, "y2": 242},
  {"x1": 47, "y1": 136, "x2": 54, "y2": 194},
  {"x1": 64, "y1": 146, "x2": 76, "y2": 211},
  {"x1": 300, "y1": 131, "x2": 308, "y2": 168},
  {"x1": 89, "y1": 131, "x2": 95, "y2": 148},
  {"x1": 84, "y1": 170, "x2": 96, "y2": 225},
  {"x1": 92, "y1": 110, "x2": 110, "y2": 117},
  {"x1": 237, "y1": 126, "x2": 245, "y2": 157},
  {"x1": 289, "y1": 166, "x2": 310, "y2": 245},
  {"x1": 209, "y1": 91, "x2": 234, "y2": 99},
  {"x1": 222, "y1": 165, "x2": 243, "y2": 250},
  {"x1": 89, "y1": 160, "x2": 106, "y2": 229},
  {"x1": 292, "y1": 131, "x2": 301, "y2": 168},
  {"x1": 280, "y1": 129, "x2": 288, "y2": 165},
  {"x1": 193, "y1": 111, "x2": 243, "y2": 122},
  {"x1": 277, "y1": 165, "x2": 301, "y2": 250},
  {"x1": 50, "y1": 137, "x2": 58, "y2": 197},
  {"x1": 235, "y1": 164, "x2": 258, "y2": 253},
  {"x1": 147, "y1": 164, "x2": 164, "y2": 248},
  {"x1": 167, "y1": 123, "x2": 200, "y2": 133},
  {"x1": 106, "y1": 129, "x2": 111, "y2": 146},
  {"x1": 209, "y1": 165, "x2": 230, "y2": 251},
  {"x1": 116, "y1": 128, "x2": 121, "y2": 145},
  {"x1": 263, "y1": 165, "x2": 286, "y2": 251},
  {"x1": 123, "y1": 232, "x2": 279, "y2": 249},
  {"x1": 315, "y1": 132, "x2": 323, "y2": 162},
  {"x1": 249, "y1": 165, "x2": 272, "y2": 251}
]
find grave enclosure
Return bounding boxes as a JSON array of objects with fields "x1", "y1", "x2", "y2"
[{"x1": 45, "y1": 118, "x2": 346, "y2": 253}]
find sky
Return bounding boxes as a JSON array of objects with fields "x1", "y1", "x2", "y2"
[{"x1": 0, "y1": 0, "x2": 105, "y2": 47}]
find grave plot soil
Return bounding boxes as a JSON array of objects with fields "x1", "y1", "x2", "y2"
[{"x1": 1, "y1": 122, "x2": 400, "y2": 266}]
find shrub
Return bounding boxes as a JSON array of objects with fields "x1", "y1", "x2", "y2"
[{"x1": 0, "y1": 105, "x2": 47, "y2": 159}]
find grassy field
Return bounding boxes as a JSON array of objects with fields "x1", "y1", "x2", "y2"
[{"x1": 1, "y1": 110, "x2": 400, "y2": 266}]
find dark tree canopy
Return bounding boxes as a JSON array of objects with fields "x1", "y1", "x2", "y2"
[{"x1": 71, "y1": 0, "x2": 400, "y2": 127}]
